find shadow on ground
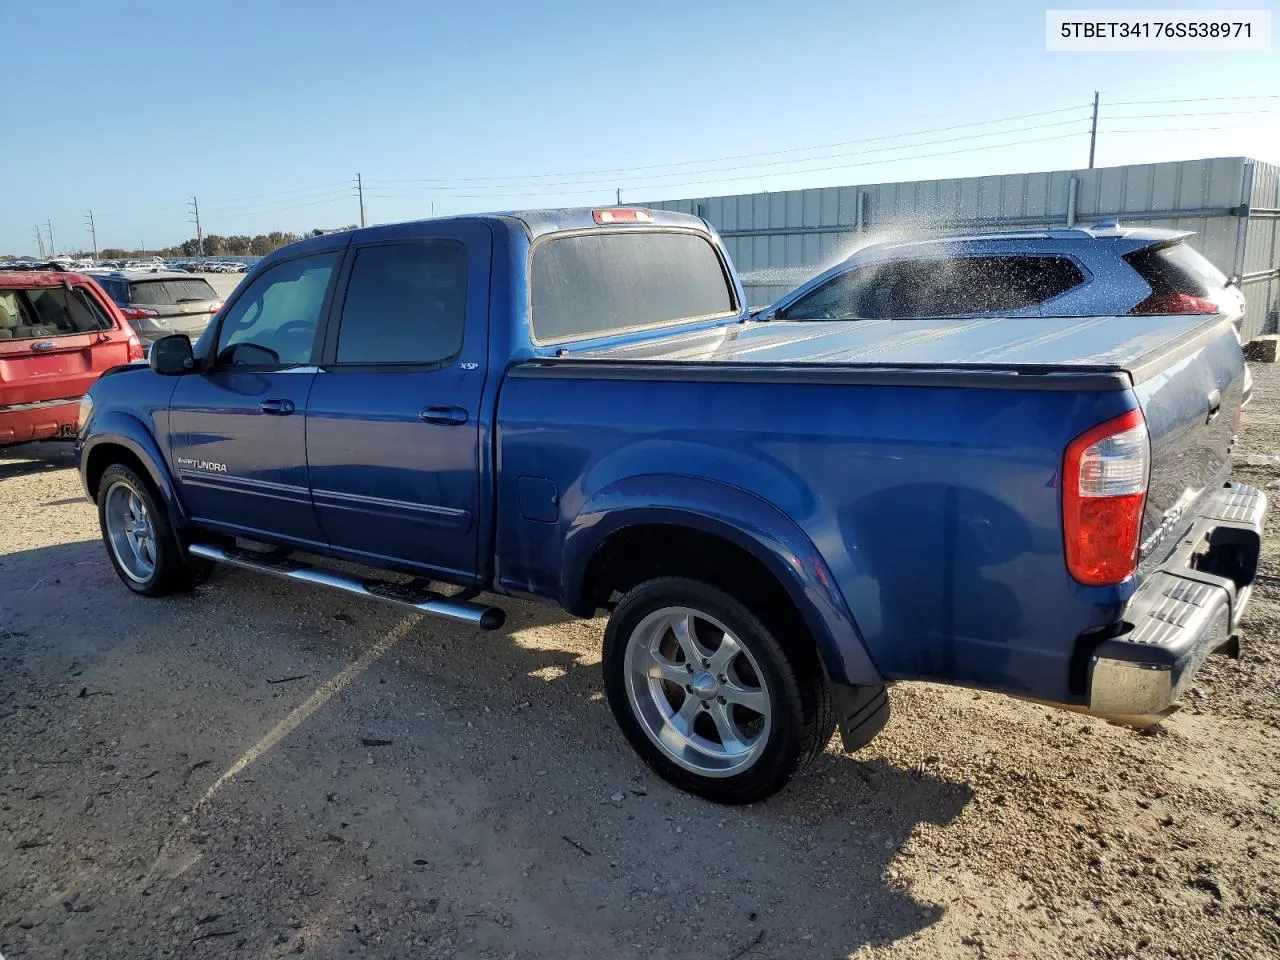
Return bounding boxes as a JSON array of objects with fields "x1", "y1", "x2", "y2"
[
  {"x1": 1, "y1": 539, "x2": 972, "y2": 959},
  {"x1": 0, "y1": 441, "x2": 76, "y2": 482}
]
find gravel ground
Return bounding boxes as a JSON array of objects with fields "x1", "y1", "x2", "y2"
[{"x1": 2, "y1": 364, "x2": 1279, "y2": 960}]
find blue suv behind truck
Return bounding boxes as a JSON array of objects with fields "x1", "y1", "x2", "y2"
[{"x1": 76, "y1": 207, "x2": 1266, "y2": 803}]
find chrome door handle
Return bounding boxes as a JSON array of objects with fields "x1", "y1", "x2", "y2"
[
  {"x1": 259, "y1": 398, "x2": 295, "y2": 415},
  {"x1": 419, "y1": 405, "x2": 468, "y2": 425}
]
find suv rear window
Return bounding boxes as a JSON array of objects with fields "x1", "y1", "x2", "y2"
[
  {"x1": 530, "y1": 230, "x2": 735, "y2": 343},
  {"x1": 0, "y1": 287, "x2": 113, "y2": 341},
  {"x1": 128, "y1": 278, "x2": 219, "y2": 305},
  {"x1": 1124, "y1": 241, "x2": 1227, "y2": 297}
]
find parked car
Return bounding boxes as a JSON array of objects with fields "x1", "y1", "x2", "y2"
[
  {"x1": 77, "y1": 207, "x2": 1264, "y2": 804},
  {"x1": 0, "y1": 268, "x2": 142, "y2": 445},
  {"x1": 757, "y1": 223, "x2": 1246, "y2": 328},
  {"x1": 91, "y1": 270, "x2": 223, "y2": 344}
]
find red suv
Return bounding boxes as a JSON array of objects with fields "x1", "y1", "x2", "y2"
[{"x1": 0, "y1": 267, "x2": 143, "y2": 446}]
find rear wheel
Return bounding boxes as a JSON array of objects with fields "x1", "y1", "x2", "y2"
[
  {"x1": 97, "y1": 463, "x2": 204, "y2": 596},
  {"x1": 602, "y1": 577, "x2": 833, "y2": 804}
]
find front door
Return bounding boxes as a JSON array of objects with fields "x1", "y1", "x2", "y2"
[
  {"x1": 169, "y1": 249, "x2": 341, "y2": 544},
  {"x1": 304, "y1": 221, "x2": 491, "y2": 581}
]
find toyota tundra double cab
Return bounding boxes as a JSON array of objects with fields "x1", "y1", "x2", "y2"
[{"x1": 76, "y1": 208, "x2": 1266, "y2": 803}]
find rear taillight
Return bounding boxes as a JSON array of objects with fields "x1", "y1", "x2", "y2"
[
  {"x1": 209, "y1": 300, "x2": 223, "y2": 315},
  {"x1": 122, "y1": 306, "x2": 160, "y2": 321},
  {"x1": 1062, "y1": 409, "x2": 1150, "y2": 586},
  {"x1": 1129, "y1": 291, "x2": 1216, "y2": 315},
  {"x1": 126, "y1": 331, "x2": 144, "y2": 362}
]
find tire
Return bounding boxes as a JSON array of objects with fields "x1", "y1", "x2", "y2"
[
  {"x1": 96, "y1": 462, "x2": 204, "y2": 596},
  {"x1": 602, "y1": 577, "x2": 834, "y2": 804}
]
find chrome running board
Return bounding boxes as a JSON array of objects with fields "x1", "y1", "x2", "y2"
[{"x1": 188, "y1": 542, "x2": 505, "y2": 631}]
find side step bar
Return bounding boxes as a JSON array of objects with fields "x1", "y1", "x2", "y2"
[{"x1": 187, "y1": 543, "x2": 506, "y2": 631}]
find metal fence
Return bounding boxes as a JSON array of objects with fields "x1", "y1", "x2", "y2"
[{"x1": 644, "y1": 157, "x2": 1280, "y2": 341}]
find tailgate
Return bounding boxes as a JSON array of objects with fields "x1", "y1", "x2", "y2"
[
  {"x1": 1132, "y1": 320, "x2": 1244, "y2": 562},
  {"x1": 0, "y1": 334, "x2": 130, "y2": 405}
]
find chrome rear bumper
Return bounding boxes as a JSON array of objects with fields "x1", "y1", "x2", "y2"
[{"x1": 1088, "y1": 482, "x2": 1266, "y2": 717}]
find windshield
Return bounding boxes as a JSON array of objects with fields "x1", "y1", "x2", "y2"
[
  {"x1": 128, "y1": 277, "x2": 218, "y2": 305},
  {"x1": 530, "y1": 230, "x2": 735, "y2": 343}
]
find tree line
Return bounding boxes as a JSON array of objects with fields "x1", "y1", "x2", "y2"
[{"x1": 2, "y1": 226, "x2": 357, "y2": 262}]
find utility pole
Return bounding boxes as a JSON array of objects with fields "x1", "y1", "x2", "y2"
[
  {"x1": 189, "y1": 197, "x2": 203, "y2": 258},
  {"x1": 34, "y1": 226, "x2": 46, "y2": 259},
  {"x1": 355, "y1": 173, "x2": 367, "y2": 227},
  {"x1": 45, "y1": 220, "x2": 55, "y2": 257},
  {"x1": 1088, "y1": 91, "x2": 1100, "y2": 170},
  {"x1": 616, "y1": 187, "x2": 622, "y2": 205},
  {"x1": 84, "y1": 210, "x2": 98, "y2": 260}
]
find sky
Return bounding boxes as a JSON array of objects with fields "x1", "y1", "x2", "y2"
[{"x1": 1, "y1": 0, "x2": 1276, "y2": 255}]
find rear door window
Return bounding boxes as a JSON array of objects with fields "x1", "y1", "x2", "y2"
[
  {"x1": 128, "y1": 277, "x2": 219, "y2": 305},
  {"x1": 334, "y1": 241, "x2": 468, "y2": 364},
  {"x1": 530, "y1": 230, "x2": 735, "y2": 343},
  {"x1": 1124, "y1": 242, "x2": 1227, "y2": 297}
]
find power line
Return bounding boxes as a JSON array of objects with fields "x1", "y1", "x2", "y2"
[
  {"x1": 1107, "y1": 93, "x2": 1279, "y2": 106},
  {"x1": 367, "y1": 130, "x2": 1087, "y2": 201},
  {"x1": 367, "y1": 118, "x2": 1091, "y2": 196},
  {"x1": 199, "y1": 179, "x2": 355, "y2": 208},
  {"x1": 1106, "y1": 126, "x2": 1273, "y2": 134},
  {"x1": 368, "y1": 104, "x2": 1091, "y2": 186},
  {"x1": 203, "y1": 187, "x2": 354, "y2": 218},
  {"x1": 1102, "y1": 108, "x2": 1279, "y2": 121},
  {"x1": 207, "y1": 195, "x2": 355, "y2": 223}
]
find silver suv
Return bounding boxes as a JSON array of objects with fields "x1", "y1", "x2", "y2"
[
  {"x1": 757, "y1": 223, "x2": 1246, "y2": 328},
  {"x1": 90, "y1": 271, "x2": 224, "y2": 344}
]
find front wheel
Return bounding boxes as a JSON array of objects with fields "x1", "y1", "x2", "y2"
[
  {"x1": 97, "y1": 462, "x2": 204, "y2": 596},
  {"x1": 602, "y1": 577, "x2": 834, "y2": 804}
]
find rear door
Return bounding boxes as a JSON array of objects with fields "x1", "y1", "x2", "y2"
[
  {"x1": 0, "y1": 282, "x2": 130, "y2": 407},
  {"x1": 304, "y1": 220, "x2": 491, "y2": 581},
  {"x1": 168, "y1": 249, "x2": 341, "y2": 544}
]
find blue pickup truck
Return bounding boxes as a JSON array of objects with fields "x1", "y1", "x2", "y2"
[{"x1": 76, "y1": 207, "x2": 1266, "y2": 804}]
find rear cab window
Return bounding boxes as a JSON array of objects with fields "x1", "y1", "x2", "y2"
[
  {"x1": 530, "y1": 230, "x2": 736, "y2": 344},
  {"x1": 0, "y1": 285, "x2": 114, "y2": 341}
]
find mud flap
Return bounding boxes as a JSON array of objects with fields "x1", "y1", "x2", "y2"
[{"x1": 830, "y1": 682, "x2": 890, "y2": 752}]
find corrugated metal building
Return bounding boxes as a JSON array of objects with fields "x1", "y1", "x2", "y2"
[{"x1": 644, "y1": 157, "x2": 1280, "y2": 340}]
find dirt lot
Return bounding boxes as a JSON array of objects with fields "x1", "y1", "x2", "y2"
[{"x1": 2, "y1": 366, "x2": 1279, "y2": 960}]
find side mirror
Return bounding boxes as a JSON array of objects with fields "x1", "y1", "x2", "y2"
[{"x1": 149, "y1": 334, "x2": 196, "y2": 375}]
